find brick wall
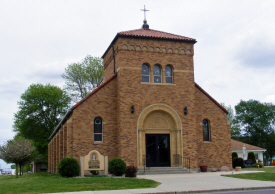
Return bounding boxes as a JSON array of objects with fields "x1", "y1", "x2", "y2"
[{"x1": 48, "y1": 34, "x2": 231, "y2": 171}]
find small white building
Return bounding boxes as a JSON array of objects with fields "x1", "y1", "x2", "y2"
[{"x1": 231, "y1": 139, "x2": 266, "y2": 163}]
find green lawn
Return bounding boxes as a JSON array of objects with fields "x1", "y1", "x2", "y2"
[
  {"x1": 0, "y1": 173, "x2": 159, "y2": 194},
  {"x1": 223, "y1": 166, "x2": 275, "y2": 181}
]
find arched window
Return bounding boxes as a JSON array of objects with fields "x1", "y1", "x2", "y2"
[
  {"x1": 94, "y1": 117, "x2": 102, "y2": 142},
  {"x1": 165, "y1": 65, "x2": 173, "y2": 84},
  {"x1": 202, "y1": 119, "x2": 210, "y2": 141},
  {"x1": 142, "y1": 64, "x2": 150, "y2": 83},
  {"x1": 153, "y1": 65, "x2": 161, "y2": 83}
]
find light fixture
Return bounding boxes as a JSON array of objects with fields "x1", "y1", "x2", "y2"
[
  {"x1": 184, "y1": 107, "x2": 188, "y2": 115},
  {"x1": 131, "y1": 105, "x2": 135, "y2": 114}
]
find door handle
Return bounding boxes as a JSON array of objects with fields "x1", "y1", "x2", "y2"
[{"x1": 158, "y1": 146, "x2": 159, "y2": 149}]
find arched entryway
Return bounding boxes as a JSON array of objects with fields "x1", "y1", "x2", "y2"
[{"x1": 137, "y1": 104, "x2": 182, "y2": 167}]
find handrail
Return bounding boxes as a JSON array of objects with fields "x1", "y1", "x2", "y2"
[
  {"x1": 143, "y1": 155, "x2": 146, "y2": 173},
  {"x1": 173, "y1": 154, "x2": 190, "y2": 171}
]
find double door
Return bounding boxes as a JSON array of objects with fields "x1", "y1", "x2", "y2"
[{"x1": 146, "y1": 134, "x2": 170, "y2": 167}]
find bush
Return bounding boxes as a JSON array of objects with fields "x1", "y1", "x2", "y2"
[
  {"x1": 254, "y1": 162, "x2": 264, "y2": 168},
  {"x1": 233, "y1": 157, "x2": 245, "y2": 168},
  {"x1": 58, "y1": 157, "x2": 80, "y2": 177},
  {"x1": 90, "y1": 170, "x2": 99, "y2": 175},
  {"x1": 125, "y1": 165, "x2": 138, "y2": 177},
  {"x1": 232, "y1": 152, "x2": 238, "y2": 164},
  {"x1": 232, "y1": 152, "x2": 238, "y2": 159},
  {"x1": 108, "y1": 158, "x2": 126, "y2": 176},
  {"x1": 258, "y1": 159, "x2": 262, "y2": 162},
  {"x1": 248, "y1": 152, "x2": 256, "y2": 164}
]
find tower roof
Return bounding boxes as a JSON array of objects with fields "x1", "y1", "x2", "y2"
[
  {"x1": 102, "y1": 28, "x2": 196, "y2": 58},
  {"x1": 118, "y1": 28, "x2": 196, "y2": 42}
]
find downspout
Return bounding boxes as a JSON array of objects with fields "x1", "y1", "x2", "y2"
[{"x1": 112, "y1": 45, "x2": 116, "y2": 74}]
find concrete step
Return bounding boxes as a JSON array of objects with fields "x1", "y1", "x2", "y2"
[{"x1": 137, "y1": 167, "x2": 191, "y2": 175}]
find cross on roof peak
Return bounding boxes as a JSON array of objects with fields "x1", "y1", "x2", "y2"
[
  {"x1": 141, "y1": 5, "x2": 149, "y2": 21},
  {"x1": 141, "y1": 5, "x2": 149, "y2": 29}
]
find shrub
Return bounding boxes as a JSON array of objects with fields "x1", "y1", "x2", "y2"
[
  {"x1": 108, "y1": 158, "x2": 126, "y2": 176},
  {"x1": 254, "y1": 162, "x2": 264, "y2": 168},
  {"x1": 248, "y1": 152, "x2": 256, "y2": 164},
  {"x1": 232, "y1": 152, "x2": 238, "y2": 159},
  {"x1": 58, "y1": 157, "x2": 80, "y2": 177},
  {"x1": 258, "y1": 159, "x2": 262, "y2": 163},
  {"x1": 125, "y1": 165, "x2": 138, "y2": 177},
  {"x1": 232, "y1": 152, "x2": 238, "y2": 164},
  {"x1": 233, "y1": 157, "x2": 245, "y2": 168},
  {"x1": 90, "y1": 170, "x2": 99, "y2": 175}
]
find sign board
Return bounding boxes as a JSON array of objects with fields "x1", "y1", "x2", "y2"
[{"x1": 84, "y1": 150, "x2": 105, "y2": 171}]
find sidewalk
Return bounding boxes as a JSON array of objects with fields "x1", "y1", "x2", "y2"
[{"x1": 50, "y1": 171, "x2": 275, "y2": 194}]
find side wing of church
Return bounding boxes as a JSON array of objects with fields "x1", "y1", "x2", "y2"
[{"x1": 48, "y1": 22, "x2": 232, "y2": 172}]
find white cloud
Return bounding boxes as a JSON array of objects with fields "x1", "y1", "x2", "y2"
[{"x1": 262, "y1": 95, "x2": 275, "y2": 104}]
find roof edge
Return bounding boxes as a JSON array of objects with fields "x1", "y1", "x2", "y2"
[
  {"x1": 195, "y1": 82, "x2": 228, "y2": 114},
  {"x1": 49, "y1": 109, "x2": 73, "y2": 140},
  {"x1": 232, "y1": 149, "x2": 267, "y2": 152},
  {"x1": 73, "y1": 73, "x2": 117, "y2": 109},
  {"x1": 49, "y1": 73, "x2": 117, "y2": 140}
]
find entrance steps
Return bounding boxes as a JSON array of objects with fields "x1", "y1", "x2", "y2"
[{"x1": 137, "y1": 167, "x2": 191, "y2": 175}]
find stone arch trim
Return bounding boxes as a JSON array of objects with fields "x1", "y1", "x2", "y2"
[
  {"x1": 137, "y1": 103, "x2": 182, "y2": 130},
  {"x1": 136, "y1": 103, "x2": 183, "y2": 167}
]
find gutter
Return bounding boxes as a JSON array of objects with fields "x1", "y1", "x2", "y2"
[{"x1": 49, "y1": 109, "x2": 73, "y2": 140}]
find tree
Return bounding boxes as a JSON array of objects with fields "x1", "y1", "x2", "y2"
[
  {"x1": 220, "y1": 102, "x2": 240, "y2": 137},
  {"x1": 232, "y1": 100, "x2": 275, "y2": 159},
  {"x1": 0, "y1": 138, "x2": 35, "y2": 177},
  {"x1": 13, "y1": 84, "x2": 71, "y2": 161},
  {"x1": 62, "y1": 55, "x2": 104, "y2": 103}
]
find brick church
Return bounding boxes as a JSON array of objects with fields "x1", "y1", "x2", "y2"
[{"x1": 48, "y1": 20, "x2": 232, "y2": 173}]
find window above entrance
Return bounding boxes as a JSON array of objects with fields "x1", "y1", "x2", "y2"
[
  {"x1": 142, "y1": 64, "x2": 150, "y2": 83},
  {"x1": 142, "y1": 64, "x2": 174, "y2": 84},
  {"x1": 153, "y1": 65, "x2": 162, "y2": 83}
]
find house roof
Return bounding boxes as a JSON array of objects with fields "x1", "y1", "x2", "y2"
[
  {"x1": 231, "y1": 139, "x2": 266, "y2": 151},
  {"x1": 102, "y1": 28, "x2": 197, "y2": 58},
  {"x1": 49, "y1": 73, "x2": 117, "y2": 140},
  {"x1": 195, "y1": 83, "x2": 228, "y2": 114}
]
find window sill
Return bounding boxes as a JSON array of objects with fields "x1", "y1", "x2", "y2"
[
  {"x1": 203, "y1": 141, "x2": 211, "y2": 143},
  {"x1": 141, "y1": 82, "x2": 176, "y2": 86},
  {"x1": 94, "y1": 141, "x2": 103, "y2": 144}
]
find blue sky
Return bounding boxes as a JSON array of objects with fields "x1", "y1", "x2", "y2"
[{"x1": 1, "y1": 0, "x2": 275, "y2": 168}]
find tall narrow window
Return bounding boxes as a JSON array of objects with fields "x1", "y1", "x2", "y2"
[
  {"x1": 142, "y1": 64, "x2": 150, "y2": 83},
  {"x1": 153, "y1": 65, "x2": 161, "y2": 83},
  {"x1": 94, "y1": 117, "x2": 102, "y2": 142},
  {"x1": 165, "y1": 65, "x2": 173, "y2": 84},
  {"x1": 202, "y1": 119, "x2": 210, "y2": 141}
]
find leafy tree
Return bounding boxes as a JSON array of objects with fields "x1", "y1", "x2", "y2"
[
  {"x1": 220, "y1": 102, "x2": 240, "y2": 137},
  {"x1": 232, "y1": 100, "x2": 275, "y2": 159},
  {"x1": 0, "y1": 137, "x2": 35, "y2": 177},
  {"x1": 62, "y1": 55, "x2": 104, "y2": 103},
  {"x1": 13, "y1": 84, "x2": 71, "y2": 161}
]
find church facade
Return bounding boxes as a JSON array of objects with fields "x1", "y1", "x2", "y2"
[{"x1": 48, "y1": 22, "x2": 232, "y2": 172}]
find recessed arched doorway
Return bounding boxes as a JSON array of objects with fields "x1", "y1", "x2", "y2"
[{"x1": 137, "y1": 104, "x2": 183, "y2": 168}]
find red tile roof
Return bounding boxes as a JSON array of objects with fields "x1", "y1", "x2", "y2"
[
  {"x1": 117, "y1": 28, "x2": 196, "y2": 42},
  {"x1": 231, "y1": 139, "x2": 266, "y2": 151},
  {"x1": 195, "y1": 83, "x2": 228, "y2": 114},
  {"x1": 102, "y1": 28, "x2": 196, "y2": 58}
]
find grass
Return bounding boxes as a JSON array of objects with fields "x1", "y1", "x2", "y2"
[
  {"x1": 0, "y1": 173, "x2": 160, "y2": 194},
  {"x1": 223, "y1": 166, "x2": 275, "y2": 181}
]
